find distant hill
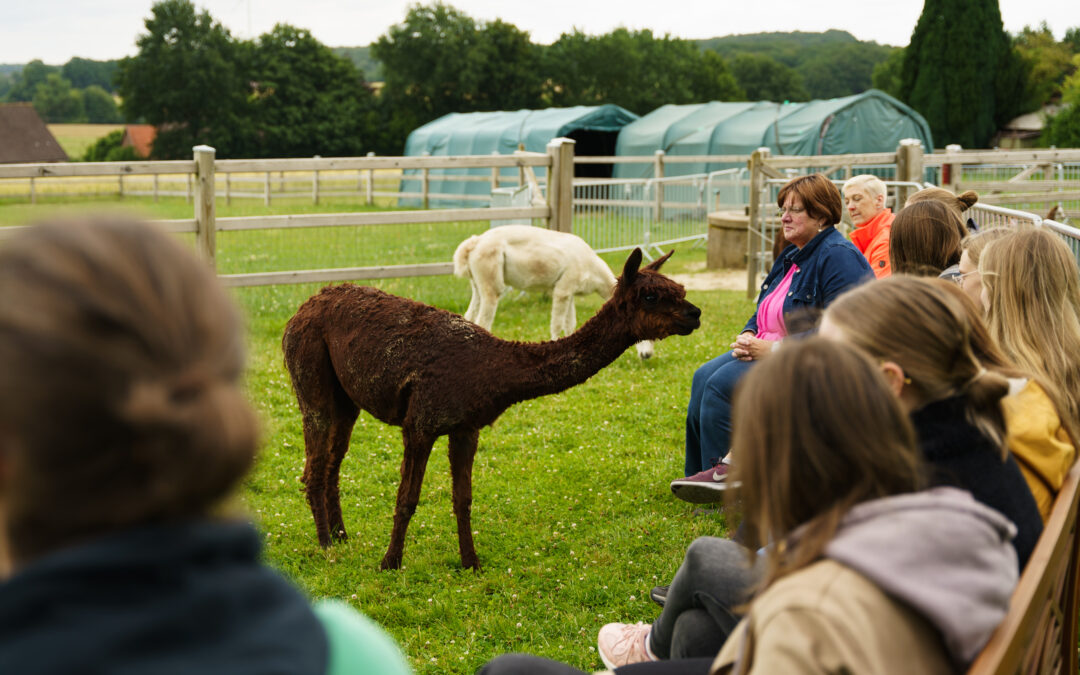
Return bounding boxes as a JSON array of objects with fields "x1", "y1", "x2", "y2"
[
  {"x1": 694, "y1": 30, "x2": 897, "y2": 100},
  {"x1": 332, "y1": 46, "x2": 383, "y2": 81},
  {"x1": 0, "y1": 64, "x2": 23, "y2": 76},
  {"x1": 330, "y1": 30, "x2": 896, "y2": 97}
]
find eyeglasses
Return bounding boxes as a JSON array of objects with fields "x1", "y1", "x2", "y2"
[
  {"x1": 777, "y1": 206, "x2": 806, "y2": 217},
  {"x1": 953, "y1": 270, "x2": 978, "y2": 286}
]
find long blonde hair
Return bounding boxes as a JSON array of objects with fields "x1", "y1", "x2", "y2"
[
  {"x1": 823, "y1": 276, "x2": 1010, "y2": 448},
  {"x1": 727, "y1": 338, "x2": 923, "y2": 589},
  {"x1": 980, "y1": 228, "x2": 1080, "y2": 433}
]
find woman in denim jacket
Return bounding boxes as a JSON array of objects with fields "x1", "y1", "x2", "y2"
[{"x1": 672, "y1": 173, "x2": 873, "y2": 503}]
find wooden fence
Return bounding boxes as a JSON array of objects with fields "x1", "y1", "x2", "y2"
[
  {"x1": 0, "y1": 141, "x2": 574, "y2": 287},
  {"x1": 3, "y1": 140, "x2": 1080, "y2": 290}
]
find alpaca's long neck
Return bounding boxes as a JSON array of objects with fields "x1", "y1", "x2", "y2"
[{"x1": 494, "y1": 303, "x2": 636, "y2": 404}]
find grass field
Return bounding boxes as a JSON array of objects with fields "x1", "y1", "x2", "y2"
[
  {"x1": 47, "y1": 123, "x2": 125, "y2": 161},
  {"x1": 0, "y1": 195, "x2": 754, "y2": 673}
]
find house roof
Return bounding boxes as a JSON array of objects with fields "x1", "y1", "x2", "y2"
[
  {"x1": 0, "y1": 103, "x2": 68, "y2": 164},
  {"x1": 121, "y1": 124, "x2": 157, "y2": 158}
]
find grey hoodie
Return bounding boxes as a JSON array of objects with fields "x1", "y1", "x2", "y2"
[{"x1": 825, "y1": 487, "x2": 1019, "y2": 666}]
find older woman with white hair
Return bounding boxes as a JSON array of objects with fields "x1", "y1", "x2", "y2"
[{"x1": 843, "y1": 174, "x2": 894, "y2": 278}]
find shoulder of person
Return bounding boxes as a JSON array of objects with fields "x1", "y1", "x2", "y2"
[{"x1": 312, "y1": 600, "x2": 413, "y2": 675}]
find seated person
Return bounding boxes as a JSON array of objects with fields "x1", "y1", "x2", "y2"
[
  {"x1": 890, "y1": 200, "x2": 967, "y2": 279},
  {"x1": 843, "y1": 174, "x2": 895, "y2": 277},
  {"x1": 979, "y1": 228, "x2": 1080, "y2": 517},
  {"x1": 478, "y1": 339, "x2": 1018, "y2": 674},
  {"x1": 0, "y1": 219, "x2": 412, "y2": 675},
  {"x1": 672, "y1": 173, "x2": 872, "y2": 504}
]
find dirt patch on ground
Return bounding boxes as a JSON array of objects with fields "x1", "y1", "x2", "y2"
[{"x1": 668, "y1": 262, "x2": 746, "y2": 291}]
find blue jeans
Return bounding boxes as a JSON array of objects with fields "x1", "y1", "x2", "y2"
[{"x1": 685, "y1": 351, "x2": 755, "y2": 475}]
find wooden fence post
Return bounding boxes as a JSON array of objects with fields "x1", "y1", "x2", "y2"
[
  {"x1": 312, "y1": 156, "x2": 320, "y2": 205},
  {"x1": 653, "y1": 150, "x2": 665, "y2": 221},
  {"x1": 546, "y1": 137, "x2": 576, "y2": 233},
  {"x1": 421, "y1": 150, "x2": 430, "y2": 210},
  {"x1": 264, "y1": 171, "x2": 271, "y2": 206},
  {"x1": 365, "y1": 151, "x2": 375, "y2": 205},
  {"x1": 944, "y1": 144, "x2": 962, "y2": 193},
  {"x1": 224, "y1": 172, "x2": 231, "y2": 206},
  {"x1": 746, "y1": 147, "x2": 770, "y2": 299},
  {"x1": 118, "y1": 174, "x2": 124, "y2": 198},
  {"x1": 153, "y1": 173, "x2": 160, "y2": 203},
  {"x1": 193, "y1": 145, "x2": 217, "y2": 270},
  {"x1": 491, "y1": 151, "x2": 500, "y2": 192},
  {"x1": 895, "y1": 138, "x2": 925, "y2": 207},
  {"x1": 29, "y1": 176, "x2": 35, "y2": 205}
]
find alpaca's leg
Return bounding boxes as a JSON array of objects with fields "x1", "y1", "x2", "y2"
[
  {"x1": 300, "y1": 413, "x2": 334, "y2": 547},
  {"x1": 448, "y1": 428, "x2": 482, "y2": 570},
  {"x1": 463, "y1": 279, "x2": 481, "y2": 323},
  {"x1": 472, "y1": 249, "x2": 505, "y2": 331},
  {"x1": 287, "y1": 330, "x2": 352, "y2": 548},
  {"x1": 381, "y1": 426, "x2": 437, "y2": 570},
  {"x1": 325, "y1": 397, "x2": 360, "y2": 541},
  {"x1": 550, "y1": 277, "x2": 577, "y2": 338}
]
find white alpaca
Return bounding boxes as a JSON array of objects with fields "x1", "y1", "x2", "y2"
[{"x1": 453, "y1": 225, "x2": 655, "y2": 359}]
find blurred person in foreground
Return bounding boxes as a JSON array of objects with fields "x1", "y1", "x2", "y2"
[{"x1": 0, "y1": 219, "x2": 411, "y2": 675}]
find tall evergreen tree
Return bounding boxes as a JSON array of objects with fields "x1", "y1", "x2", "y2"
[{"x1": 900, "y1": 0, "x2": 1021, "y2": 148}]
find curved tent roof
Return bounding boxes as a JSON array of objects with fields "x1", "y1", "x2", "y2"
[
  {"x1": 613, "y1": 90, "x2": 933, "y2": 179},
  {"x1": 402, "y1": 105, "x2": 638, "y2": 206}
]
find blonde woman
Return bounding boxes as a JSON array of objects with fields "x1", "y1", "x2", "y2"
[
  {"x1": 819, "y1": 276, "x2": 1043, "y2": 569},
  {"x1": 843, "y1": 174, "x2": 894, "y2": 278},
  {"x1": 980, "y1": 228, "x2": 1080, "y2": 504},
  {"x1": 956, "y1": 228, "x2": 1011, "y2": 309}
]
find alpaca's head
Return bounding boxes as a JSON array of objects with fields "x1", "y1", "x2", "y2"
[{"x1": 613, "y1": 249, "x2": 701, "y2": 341}]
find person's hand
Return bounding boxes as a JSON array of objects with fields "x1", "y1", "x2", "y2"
[{"x1": 731, "y1": 332, "x2": 775, "y2": 361}]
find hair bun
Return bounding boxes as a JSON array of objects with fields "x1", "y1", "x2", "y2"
[{"x1": 958, "y1": 191, "x2": 979, "y2": 210}]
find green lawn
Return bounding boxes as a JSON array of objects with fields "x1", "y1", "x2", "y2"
[{"x1": 1, "y1": 194, "x2": 754, "y2": 674}]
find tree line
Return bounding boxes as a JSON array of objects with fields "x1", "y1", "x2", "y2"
[
  {"x1": 4, "y1": 0, "x2": 1079, "y2": 157},
  {"x1": 1, "y1": 58, "x2": 121, "y2": 124}
]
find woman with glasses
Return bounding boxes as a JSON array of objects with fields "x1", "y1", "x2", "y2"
[{"x1": 671, "y1": 173, "x2": 873, "y2": 503}]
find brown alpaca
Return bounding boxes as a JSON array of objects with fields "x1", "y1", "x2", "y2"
[{"x1": 282, "y1": 249, "x2": 700, "y2": 570}]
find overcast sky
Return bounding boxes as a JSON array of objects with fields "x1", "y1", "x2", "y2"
[{"x1": 4, "y1": 0, "x2": 1080, "y2": 66}]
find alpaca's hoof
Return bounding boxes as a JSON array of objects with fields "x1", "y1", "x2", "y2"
[
  {"x1": 380, "y1": 553, "x2": 403, "y2": 570},
  {"x1": 461, "y1": 554, "x2": 481, "y2": 571}
]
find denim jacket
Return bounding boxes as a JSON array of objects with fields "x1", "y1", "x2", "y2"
[{"x1": 743, "y1": 226, "x2": 873, "y2": 335}]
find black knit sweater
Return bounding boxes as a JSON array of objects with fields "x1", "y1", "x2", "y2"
[{"x1": 911, "y1": 395, "x2": 1043, "y2": 570}]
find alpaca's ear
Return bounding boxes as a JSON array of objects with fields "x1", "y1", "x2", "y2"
[
  {"x1": 622, "y1": 248, "x2": 643, "y2": 284},
  {"x1": 644, "y1": 250, "x2": 673, "y2": 272}
]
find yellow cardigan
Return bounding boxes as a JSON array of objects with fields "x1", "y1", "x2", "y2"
[{"x1": 1003, "y1": 380, "x2": 1077, "y2": 522}]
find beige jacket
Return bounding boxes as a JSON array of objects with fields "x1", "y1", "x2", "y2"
[
  {"x1": 710, "y1": 560, "x2": 952, "y2": 675},
  {"x1": 711, "y1": 488, "x2": 1018, "y2": 675}
]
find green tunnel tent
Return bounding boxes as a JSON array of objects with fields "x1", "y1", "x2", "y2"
[
  {"x1": 613, "y1": 90, "x2": 934, "y2": 179},
  {"x1": 400, "y1": 105, "x2": 639, "y2": 207}
]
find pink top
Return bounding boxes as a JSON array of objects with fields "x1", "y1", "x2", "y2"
[{"x1": 755, "y1": 263, "x2": 799, "y2": 341}]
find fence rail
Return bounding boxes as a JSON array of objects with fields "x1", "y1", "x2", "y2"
[{"x1": 2, "y1": 141, "x2": 1078, "y2": 290}]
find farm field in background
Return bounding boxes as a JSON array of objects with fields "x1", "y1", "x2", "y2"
[
  {"x1": 47, "y1": 123, "x2": 125, "y2": 160},
  {"x1": 0, "y1": 194, "x2": 754, "y2": 674}
]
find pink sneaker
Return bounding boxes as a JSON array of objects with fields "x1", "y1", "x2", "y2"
[
  {"x1": 597, "y1": 621, "x2": 654, "y2": 669},
  {"x1": 670, "y1": 460, "x2": 740, "y2": 504}
]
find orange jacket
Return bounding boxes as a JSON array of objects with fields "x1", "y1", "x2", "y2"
[{"x1": 850, "y1": 209, "x2": 894, "y2": 278}]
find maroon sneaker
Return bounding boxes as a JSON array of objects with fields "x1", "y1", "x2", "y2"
[{"x1": 670, "y1": 460, "x2": 739, "y2": 503}]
